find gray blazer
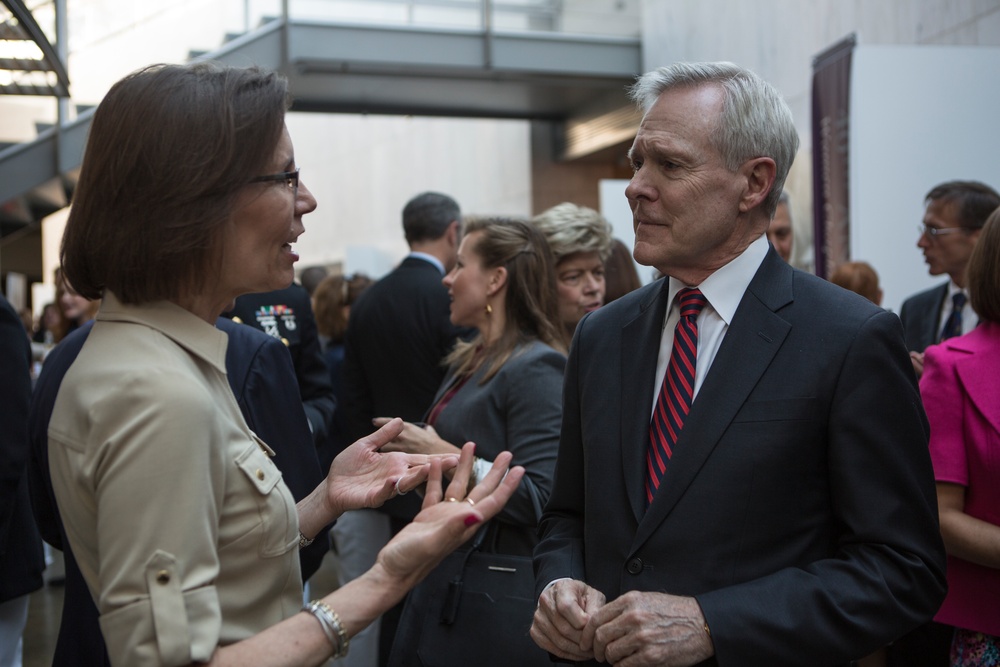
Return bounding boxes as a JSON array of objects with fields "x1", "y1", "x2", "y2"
[{"x1": 427, "y1": 339, "x2": 565, "y2": 553}]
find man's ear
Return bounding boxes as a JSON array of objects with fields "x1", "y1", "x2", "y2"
[
  {"x1": 487, "y1": 266, "x2": 508, "y2": 296},
  {"x1": 738, "y1": 157, "x2": 777, "y2": 213},
  {"x1": 447, "y1": 220, "x2": 460, "y2": 247}
]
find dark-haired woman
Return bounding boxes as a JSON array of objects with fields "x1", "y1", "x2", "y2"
[
  {"x1": 47, "y1": 62, "x2": 523, "y2": 667},
  {"x1": 921, "y1": 209, "x2": 1000, "y2": 667}
]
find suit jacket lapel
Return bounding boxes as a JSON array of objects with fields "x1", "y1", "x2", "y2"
[
  {"x1": 953, "y1": 323, "x2": 1000, "y2": 435},
  {"x1": 634, "y1": 252, "x2": 793, "y2": 548},
  {"x1": 620, "y1": 281, "x2": 671, "y2": 523},
  {"x1": 926, "y1": 283, "x2": 948, "y2": 347}
]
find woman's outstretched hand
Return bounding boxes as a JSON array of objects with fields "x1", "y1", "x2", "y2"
[
  {"x1": 325, "y1": 418, "x2": 457, "y2": 517},
  {"x1": 375, "y1": 442, "x2": 524, "y2": 589},
  {"x1": 372, "y1": 417, "x2": 460, "y2": 457}
]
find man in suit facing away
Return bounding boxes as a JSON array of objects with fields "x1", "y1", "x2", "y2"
[
  {"x1": 340, "y1": 191, "x2": 470, "y2": 666},
  {"x1": 899, "y1": 181, "x2": 999, "y2": 378},
  {"x1": 531, "y1": 62, "x2": 946, "y2": 667}
]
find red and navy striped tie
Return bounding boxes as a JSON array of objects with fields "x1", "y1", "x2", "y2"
[{"x1": 646, "y1": 288, "x2": 707, "y2": 507}]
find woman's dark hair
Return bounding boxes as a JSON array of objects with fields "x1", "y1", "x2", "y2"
[
  {"x1": 967, "y1": 207, "x2": 1000, "y2": 323},
  {"x1": 313, "y1": 273, "x2": 374, "y2": 344},
  {"x1": 61, "y1": 62, "x2": 290, "y2": 304},
  {"x1": 446, "y1": 217, "x2": 567, "y2": 382},
  {"x1": 603, "y1": 238, "x2": 642, "y2": 304}
]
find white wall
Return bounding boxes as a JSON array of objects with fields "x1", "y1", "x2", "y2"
[
  {"x1": 599, "y1": 178, "x2": 656, "y2": 285},
  {"x1": 286, "y1": 112, "x2": 532, "y2": 278},
  {"x1": 850, "y1": 45, "x2": 1000, "y2": 313}
]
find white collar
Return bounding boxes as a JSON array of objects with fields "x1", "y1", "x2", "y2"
[
  {"x1": 666, "y1": 234, "x2": 769, "y2": 324},
  {"x1": 407, "y1": 252, "x2": 446, "y2": 276}
]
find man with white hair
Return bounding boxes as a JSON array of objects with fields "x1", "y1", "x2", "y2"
[{"x1": 532, "y1": 61, "x2": 945, "y2": 667}]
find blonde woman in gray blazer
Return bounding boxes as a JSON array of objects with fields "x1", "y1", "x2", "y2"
[{"x1": 378, "y1": 217, "x2": 567, "y2": 555}]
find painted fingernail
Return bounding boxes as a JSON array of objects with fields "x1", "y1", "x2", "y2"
[{"x1": 464, "y1": 515, "x2": 481, "y2": 527}]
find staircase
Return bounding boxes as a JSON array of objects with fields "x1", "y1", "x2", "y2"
[{"x1": 0, "y1": 0, "x2": 71, "y2": 245}]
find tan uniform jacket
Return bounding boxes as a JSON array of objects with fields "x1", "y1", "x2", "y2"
[{"x1": 49, "y1": 293, "x2": 302, "y2": 667}]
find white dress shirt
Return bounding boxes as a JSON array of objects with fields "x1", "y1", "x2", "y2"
[
  {"x1": 408, "y1": 251, "x2": 446, "y2": 276},
  {"x1": 651, "y1": 234, "x2": 770, "y2": 415}
]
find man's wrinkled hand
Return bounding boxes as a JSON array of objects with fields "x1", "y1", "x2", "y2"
[
  {"x1": 531, "y1": 579, "x2": 606, "y2": 661},
  {"x1": 586, "y1": 591, "x2": 714, "y2": 667}
]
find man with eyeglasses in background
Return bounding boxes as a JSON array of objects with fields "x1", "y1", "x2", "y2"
[
  {"x1": 889, "y1": 179, "x2": 999, "y2": 667},
  {"x1": 900, "y1": 181, "x2": 1000, "y2": 379}
]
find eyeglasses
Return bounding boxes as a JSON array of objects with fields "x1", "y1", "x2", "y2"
[
  {"x1": 250, "y1": 168, "x2": 299, "y2": 195},
  {"x1": 917, "y1": 224, "x2": 972, "y2": 238}
]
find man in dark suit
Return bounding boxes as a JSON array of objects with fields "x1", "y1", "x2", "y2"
[
  {"x1": 531, "y1": 62, "x2": 946, "y2": 667},
  {"x1": 28, "y1": 318, "x2": 326, "y2": 666},
  {"x1": 225, "y1": 282, "x2": 336, "y2": 464},
  {"x1": 341, "y1": 191, "x2": 469, "y2": 665},
  {"x1": 899, "y1": 181, "x2": 999, "y2": 377},
  {"x1": 0, "y1": 294, "x2": 45, "y2": 667}
]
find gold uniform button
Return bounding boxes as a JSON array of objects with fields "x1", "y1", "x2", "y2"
[
  {"x1": 256, "y1": 468, "x2": 265, "y2": 481},
  {"x1": 156, "y1": 570, "x2": 170, "y2": 585},
  {"x1": 280, "y1": 337, "x2": 290, "y2": 347},
  {"x1": 231, "y1": 316, "x2": 243, "y2": 324}
]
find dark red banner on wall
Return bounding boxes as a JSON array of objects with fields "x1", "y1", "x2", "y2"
[{"x1": 811, "y1": 34, "x2": 855, "y2": 280}]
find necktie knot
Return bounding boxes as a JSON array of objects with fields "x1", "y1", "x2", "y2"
[{"x1": 677, "y1": 288, "x2": 707, "y2": 320}]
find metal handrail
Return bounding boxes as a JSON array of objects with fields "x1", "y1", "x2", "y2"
[{"x1": 0, "y1": 0, "x2": 70, "y2": 95}]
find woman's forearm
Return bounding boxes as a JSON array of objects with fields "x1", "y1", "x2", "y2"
[
  {"x1": 939, "y1": 506, "x2": 1000, "y2": 569},
  {"x1": 199, "y1": 563, "x2": 407, "y2": 667},
  {"x1": 937, "y1": 482, "x2": 1000, "y2": 569},
  {"x1": 296, "y1": 480, "x2": 337, "y2": 542}
]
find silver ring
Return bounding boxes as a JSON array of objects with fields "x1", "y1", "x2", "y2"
[
  {"x1": 395, "y1": 479, "x2": 408, "y2": 496},
  {"x1": 465, "y1": 498, "x2": 476, "y2": 506}
]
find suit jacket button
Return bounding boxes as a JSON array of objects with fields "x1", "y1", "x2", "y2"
[{"x1": 626, "y1": 557, "x2": 643, "y2": 575}]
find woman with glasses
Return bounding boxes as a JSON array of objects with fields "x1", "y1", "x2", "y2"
[
  {"x1": 921, "y1": 208, "x2": 1000, "y2": 666},
  {"x1": 47, "y1": 62, "x2": 523, "y2": 667}
]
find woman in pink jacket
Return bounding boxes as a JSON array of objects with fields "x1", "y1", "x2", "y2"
[{"x1": 921, "y1": 207, "x2": 1000, "y2": 666}]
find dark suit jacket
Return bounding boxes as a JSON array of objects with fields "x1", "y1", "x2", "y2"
[
  {"x1": 27, "y1": 318, "x2": 325, "y2": 667},
  {"x1": 0, "y1": 295, "x2": 44, "y2": 604},
  {"x1": 225, "y1": 283, "x2": 336, "y2": 454},
  {"x1": 899, "y1": 281, "x2": 949, "y2": 353},
  {"x1": 342, "y1": 255, "x2": 471, "y2": 519},
  {"x1": 534, "y1": 250, "x2": 947, "y2": 666}
]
